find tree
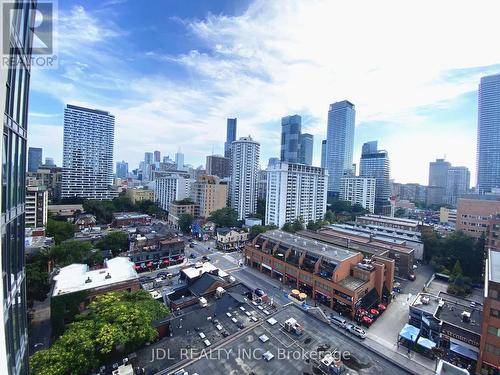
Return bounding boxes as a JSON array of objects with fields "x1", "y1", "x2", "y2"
[
  {"x1": 111, "y1": 194, "x2": 135, "y2": 212},
  {"x1": 46, "y1": 219, "x2": 75, "y2": 245},
  {"x1": 26, "y1": 262, "x2": 51, "y2": 308},
  {"x1": 30, "y1": 291, "x2": 170, "y2": 375},
  {"x1": 249, "y1": 224, "x2": 277, "y2": 239},
  {"x1": 451, "y1": 260, "x2": 463, "y2": 278},
  {"x1": 94, "y1": 231, "x2": 129, "y2": 256},
  {"x1": 292, "y1": 218, "x2": 304, "y2": 232},
  {"x1": 255, "y1": 198, "x2": 266, "y2": 220},
  {"x1": 329, "y1": 200, "x2": 352, "y2": 214},
  {"x1": 209, "y1": 207, "x2": 238, "y2": 227},
  {"x1": 49, "y1": 240, "x2": 94, "y2": 267},
  {"x1": 324, "y1": 210, "x2": 335, "y2": 223},
  {"x1": 83, "y1": 200, "x2": 115, "y2": 223},
  {"x1": 282, "y1": 222, "x2": 294, "y2": 233},
  {"x1": 394, "y1": 207, "x2": 406, "y2": 218},
  {"x1": 178, "y1": 213, "x2": 194, "y2": 234}
]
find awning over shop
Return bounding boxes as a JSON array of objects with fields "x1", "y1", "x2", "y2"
[
  {"x1": 262, "y1": 263, "x2": 272, "y2": 270},
  {"x1": 450, "y1": 343, "x2": 478, "y2": 361},
  {"x1": 416, "y1": 337, "x2": 436, "y2": 350},
  {"x1": 399, "y1": 324, "x2": 420, "y2": 342}
]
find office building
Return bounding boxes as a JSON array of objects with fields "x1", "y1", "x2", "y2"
[
  {"x1": 257, "y1": 169, "x2": 267, "y2": 200},
  {"x1": 245, "y1": 230, "x2": 394, "y2": 316},
  {"x1": 116, "y1": 160, "x2": 128, "y2": 179},
  {"x1": 206, "y1": 155, "x2": 230, "y2": 178},
  {"x1": 477, "y1": 74, "x2": 500, "y2": 193},
  {"x1": 154, "y1": 150, "x2": 161, "y2": 163},
  {"x1": 191, "y1": 175, "x2": 228, "y2": 218},
  {"x1": 280, "y1": 115, "x2": 301, "y2": 163},
  {"x1": 144, "y1": 152, "x2": 154, "y2": 165},
  {"x1": 487, "y1": 215, "x2": 500, "y2": 252},
  {"x1": 126, "y1": 188, "x2": 154, "y2": 204},
  {"x1": 439, "y1": 207, "x2": 457, "y2": 226},
  {"x1": 299, "y1": 133, "x2": 313, "y2": 165},
  {"x1": 340, "y1": 177, "x2": 376, "y2": 213},
  {"x1": 428, "y1": 158, "x2": 451, "y2": 205},
  {"x1": 359, "y1": 141, "x2": 391, "y2": 213},
  {"x1": 445, "y1": 166, "x2": 470, "y2": 206},
  {"x1": 44, "y1": 157, "x2": 55, "y2": 166},
  {"x1": 61, "y1": 105, "x2": 116, "y2": 200},
  {"x1": 265, "y1": 162, "x2": 327, "y2": 228},
  {"x1": 321, "y1": 139, "x2": 327, "y2": 169},
  {"x1": 426, "y1": 186, "x2": 446, "y2": 207},
  {"x1": 224, "y1": 118, "x2": 237, "y2": 158},
  {"x1": 326, "y1": 101, "x2": 355, "y2": 193},
  {"x1": 175, "y1": 151, "x2": 184, "y2": 171},
  {"x1": 26, "y1": 165, "x2": 63, "y2": 203},
  {"x1": 230, "y1": 136, "x2": 260, "y2": 220},
  {"x1": 25, "y1": 186, "x2": 48, "y2": 228},
  {"x1": 478, "y1": 249, "x2": 500, "y2": 374},
  {"x1": 154, "y1": 171, "x2": 193, "y2": 211},
  {"x1": 456, "y1": 195, "x2": 500, "y2": 239},
  {"x1": 268, "y1": 157, "x2": 280, "y2": 168},
  {"x1": 1, "y1": 2, "x2": 36, "y2": 373},
  {"x1": 27, "y1": 147, "x2": 42, "y2": 172}
]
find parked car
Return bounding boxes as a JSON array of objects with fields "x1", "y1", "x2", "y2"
[
  {"x1": 346, "y1": 324, "x2": 367, "y2": 339},
  {"x1": 189, "y1": 253, "x2": 197, "y2": 259},
  {"x1": 360, "y1": 315, "x2": 373, "y2": 327},
  {"x1": 202, "y1": 256, "x2": 211, "y2": 262},
  {"x1": 408, "y1": 273, "x2": 416, "y2": 281},
  {"x1": 139, "y1": 276, "x2": 153, "y2": 283},
  {"x1": 254, "y1": 288, "x2": 266, "y2": 297},
  {"x1": 157, "y1": 272, "x2": 168, "y2": 279},
  {"x1": 330, "y1": 315, "x2": 347, "y2": 328}
]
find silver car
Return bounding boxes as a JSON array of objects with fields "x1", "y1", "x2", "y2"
[{"x1": 346, "y1": 324, "x2": 367, "y2": 339}]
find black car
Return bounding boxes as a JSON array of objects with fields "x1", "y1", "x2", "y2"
[
  {"x1": 254, "y1": 288, "x2": 265, "y2": 297},
  {"x1": 221, "y1": 331, "x2": 230, "y2": 337},
  {"x1": 202, "y1": 256, "x2": 211, "y2": 262},
  {"x1": 157, "y1": 272, "x2": 168, "y2": 279},
  {"x1": 189, "y1": 253, "x2": 197, "y2": 259}
]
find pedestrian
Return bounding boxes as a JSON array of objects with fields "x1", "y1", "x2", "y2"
[{"x1": 397, "y1": 340, "x2": 400, "y2": 349}]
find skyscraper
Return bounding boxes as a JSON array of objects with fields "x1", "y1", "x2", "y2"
[
  {"x1": 359, "y1": 141, "x2": 391, "y2": 213},
  {"x1": 28, "y1": 147, "x2": 42, "y2": 172},
  {"x1": 175, "y1": 151, "x2": 184, "y2": 170},
  {"x1": 144, "y1": 152, "x2": 154, "y2": 165},
  {"x1": 477, "y1": 73, "x2": 500, "y2": 193},
  {"x1": 230, "y1": 136, "x2": 260, "y2": 220},
  {"x1": 224, "y1": 118, "x2": 237, "y2": 158},
  {"x1": 206, "y1": 155, "x2": 230, "y2": 178},
  {"x1": 299, "y1": 133, "x2": 313, "y2": 165},
  {"x1": 61, "y1": 105, "x2": 116, "y2": 200},
  {"x1": 280, "y1": 115, "x2": 302, "y2": 163},
  {"x1": 116, "y1": 160, "x2": 129, "y2": 179},
  {"x1": 445, "y1": 166, "x2": 470, "y2": 206},
  {"x1": 326, "y1": 101, "x2": 355, "y2": 193},
  {"x1": 265, "y1": 162, "x2": 327, "y2": 227},
  {"x1": 321, "y1": 140, "x2": 327, "y2": 169},
  {"x1": 154, "y1": 150, "x2": 161, "y2": 163},
  {"x1": 1, "y1": 2, "x2": 37, "y2": 373},
  {"x1": 428, "y1": 158, "x2": 450, "y2": 205}
]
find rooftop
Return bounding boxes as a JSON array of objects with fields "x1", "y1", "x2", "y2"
[
  {"x1": 113, "y1": 212, "x2": 151, "y2": 220},
  {"x1": 338, "y1": 276, "x2": 367, "y2": 291},
  {"x1": 52, "y1": 257, "x2": 138, "y2": 296},
  {"x1": 259, "y1": 230, "x2": 358, "y2": 263},
  {"x1": 181, "y1": 262, "x2": 228, "y2": 280},
  {"x1": 358, "y1": 214, "x2": 420, "y2": 227}
]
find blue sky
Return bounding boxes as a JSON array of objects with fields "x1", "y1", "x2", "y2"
[{"x1": 28, "y1": 0, "x2": 500, "y2": 185}]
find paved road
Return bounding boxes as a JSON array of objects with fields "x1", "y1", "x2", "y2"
[{"x1": 29, "y1": 295, "x2": 52, "y2": 355}]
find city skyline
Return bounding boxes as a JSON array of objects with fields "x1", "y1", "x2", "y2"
[{"x1": 26, "y1": 1, "x2": 500, "y2": 185}]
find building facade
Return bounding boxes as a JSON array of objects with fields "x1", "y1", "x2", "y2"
[
  {"x1": 280, "y1": 115, "x2": 302, "y2": 164},
  {"x1": 224, "y1": 118, "x2": 237, "y2": 159},
  {"x1": 456, "y1": 196, "x2": 500, "y2": 239},
  {"x1": 190, "y1": 175, "x2": 228, "y2": 218},
  {"x1": 26, "y1": 165, "x2": 62, "y2": 203},
  {"x1": 175, "y1": 151, "x2": 184, "y2": 171},
  {"x1": 0, "y1": 2, "x2": 36, "y2": 373},
  {"x1": 321, "y1": 139, "x2": 327, "y2": 169},
  {"x1": 359, "y1": 141, "x2": 390, "y2": 213},
  {"x1": 299, "y1": 133, "x2": 313, "y2": 165},
  {"x1": 477, "y1": 74, "x2": 500, "y2": 193},
  {"x1": 445, "y1": 166, "x2": 470, "y2": 206},
  {"x1": 25, "y1": 186, "x2": 48, "y2": 228},
  {"x1": 487, "y1": 215, "x2": 500, "y2": 253},
  {"x1": 340, "y1": 177, "x2": 376, "y2": 213},
  {"x1": 61, "y1": 105, "x2": 116, "y2": 200},
  {"x1": 116, "y1": 160, "x2": 128, "y2": 179},
  {"x1": 126, "y1": 188, "x2": 154, "y2": 204},
  {"x1": 326, "y1": 100, "x2": 355, "y2": 194},
  {"x1": 265, "y1": 162, "x2": 327, "y2": 228},
  {"x1": 230, "y1": 136, "x2": 260, "y2": 220},
  {"x1": 206, "y1": 155, "x2": 230, "y2": 178},
  {"x1": 154, "y1": 171, "x2": 193, "y2": 211},
  {"x1": 27, "y1": 147, "x2": 42, "y2": 172}
]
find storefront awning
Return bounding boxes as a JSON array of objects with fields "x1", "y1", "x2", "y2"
[
  {"x1": 262, "y1": 263, "x2": 272, "y2": 270},
  {"x1": 416, "y1": 337, "x2": 436, "y2": 350},
  {"x1": 399, "y1": 323, "x2": 420, "y2": 342},
  {"x1": 450, "y1": 343, "x2": 478, "y2": 361}
]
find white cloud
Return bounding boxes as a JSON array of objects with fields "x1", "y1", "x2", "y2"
[{"x1": 29, "y1": 0, "x2": 500, "y2": 184}]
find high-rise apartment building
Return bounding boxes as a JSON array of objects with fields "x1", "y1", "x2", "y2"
[
  {"x1": 61, "y1": 105, "x2": 116, "y2": 200},
  {"x1": 477, "y1": 74, "x2": 500, "y2": 193},
  {"x1": 486, "y1": 215, "x2": 500, "y2": 252},
  {"x1": 154, "y1": 171, "x2": 193, "y2": 211},
  {"x1": 25, "y1": 186, "x2": 48, "y2": 228},
  {"x1": 230, "y1": 136, "x2": 260, "y2": 220},
  {"x1": 265, "y1": 162, "x2": 327, "y2": 228},
  {"x1": 299, "y1": 133, "x2": 313, "y2": 165},
  {"x1": 27, "y1": 147, "x2": 42, "y2": 172},
  {"x1": 321, "y1": 139, "x2": 327, "y2": 169},
  {"x1": 445, "y1": 166, "x2": 470, "y2": 206},
  {"x1": 224, "y1": 118, "x2": 237, "y2": 158},
  {"x1": 359, "y1": 141, "x2": 390, "y2": 213},
  {"x1": 340, "y1": 177, "x2": 376, "y2": 213},
  {"x1": 280, "y1": 115, "x2": 301, "y2": 164},
  {"x1": 26, "y1": 165, "x2": 63, "y2": 203},
  {"x1": 326, "y1": 101, "x2": 355, "y2": 193},
  {"x1": 1, "y1": 2, "x2": 37, "y2": 373},
  {"x1": 116, "y1": 160, "x2": 128, "y2": 179},
  {"x1": 206, "y1": 155, "x2": 230, "y2": 178},
  {"x1": 191, "y1": 175, "x2": 228, "y2": 218},
  {"x1": 175, "y1": 151, "x2": 184, "y2": 171}
]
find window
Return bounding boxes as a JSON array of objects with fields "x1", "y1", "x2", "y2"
[{"x1": 487, "y1": 326, "x2": 500, "y2": 337}]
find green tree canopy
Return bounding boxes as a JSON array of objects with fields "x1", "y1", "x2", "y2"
[
  {"x1": 178, "y1": 213, "x2": 194, "y2": 234},
  {"x1": 292, "y1": 218, "x2": 304, "y2": 232},
  {"x1": 94, "y1": 231, "x2": 129, "y2": 256},
  {"x1": 26, "y1": 262, "x2": 51, "y2": 308},
  {"x1": 282, "y1": 222, "x2": 294, "y2": 233},
  {"x1": 46, "y1": 219, "x2": 75, "y2": 245},
  {"x1": 249, "y1": 224, "x2": 277, "y2": 239},
  {"x1": 209, "y1": 207, "x2": 238, "y2": 227},
  {"x1": 324, "y1": 210, "x2": 336, "y2": 223},
  {"x1": 49, "y1": 240, "x2": 97, "y2": 267},
  {"x1": 30, "y1": 291, "x2": 170, "y2": 375}
]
